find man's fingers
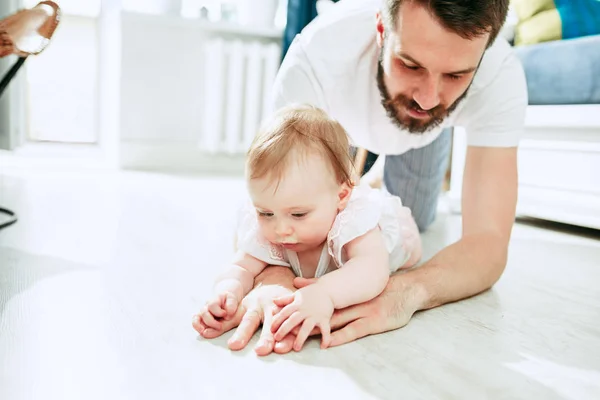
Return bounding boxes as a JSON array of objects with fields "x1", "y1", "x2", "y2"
[
  {"x1": 293, "y1": 277, "x2": 317, "y2": 289},
  {"x1": 228, "y1": 308, "x2": 261, "y2": 351},
  {"x1": 255, "y1": 306, "x2": 276, "y2": 357},
  {"x1": 330, "y1": 303, "x2": 365, "y2": 330},
  {"x1": 329, "y1": 318, "x2": 372, "y2": 347},
  {"x1": 274, "y1": 334, "x2": 296, "y2": 354},
  {"x1": 273, "y1": 294, "x2": 295, "y2": 308}
]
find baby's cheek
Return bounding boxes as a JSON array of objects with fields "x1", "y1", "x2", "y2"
[
  {"x1": 300, "y1": 218, "x2": 331, "y2": 243},
  {"x1": 257, "y1": 221, "x2": 276, "y2": 242}
]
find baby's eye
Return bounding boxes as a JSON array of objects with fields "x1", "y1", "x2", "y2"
[
  {"x1": 291, "y1": 213, "x2": 308, "y2": 218},
  {"x1": 257, "y1": 211, "x2": 273, "y2": 218}
]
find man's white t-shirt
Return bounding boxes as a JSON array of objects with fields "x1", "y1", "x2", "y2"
[{"x1": 269, "y1": 0, "x2": 528, "y2": 155}]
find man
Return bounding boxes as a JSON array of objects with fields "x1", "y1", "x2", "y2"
[{"x1": 193, "y1": 0, "x2": 527, "y2": 355}]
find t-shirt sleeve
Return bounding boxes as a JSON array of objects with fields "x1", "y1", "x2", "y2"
[
  {"x1": 460, "y1": 50, "x2": 528, "y2": 148},
  {"x1": 267, "y1": 36, "x2": 329, "y2": 115}
]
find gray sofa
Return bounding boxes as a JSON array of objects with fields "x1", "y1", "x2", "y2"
[{"x1": 514, "y1": 34, "x2": 600, "y2": 105}]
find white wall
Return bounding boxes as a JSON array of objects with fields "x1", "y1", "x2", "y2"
[{"x1": 118, "y1": 12, "x2": 282, "y2": 172}]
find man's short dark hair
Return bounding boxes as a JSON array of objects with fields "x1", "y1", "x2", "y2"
[{"x1": 383, "y1": 0, "x2": 510, "y2": 47}]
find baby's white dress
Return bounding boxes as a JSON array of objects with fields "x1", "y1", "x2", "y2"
[{"x1": 235, "y1": 183, "x2": 422, "y2": 278}]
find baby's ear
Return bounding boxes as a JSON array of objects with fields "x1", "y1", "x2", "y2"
[{"x1": 337, "y1": 183, "x2": 353, "y2": 211}]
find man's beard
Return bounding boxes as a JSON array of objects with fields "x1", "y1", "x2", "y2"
[{"x1": 376, "y1": 52, "x2": 470, "y2": 135}]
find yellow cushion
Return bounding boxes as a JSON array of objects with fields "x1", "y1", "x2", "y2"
[
  {"x1": 514, "y1": 9, "x2": 562, "y2": 46},
  {"x1": 512, "y1": 0, "x2": 556, "y2": 21}
]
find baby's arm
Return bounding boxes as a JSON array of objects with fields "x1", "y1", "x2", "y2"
[
  {"x1": 202, "y1": 252, "x2": 268, "y2": 326},
  {"x1": 270, "y1": 227, "x2": 390, "y2": 349},
  {"x1": 317, "y1": 227, "x2": 390, "y2": 309},
  {"x1": 214, "y1": 251, "x2": 268, "y2": 301}
]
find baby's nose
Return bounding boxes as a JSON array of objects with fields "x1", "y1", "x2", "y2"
[{"x1": 275, "y1": 222, "x2": 293, "y2": 236}]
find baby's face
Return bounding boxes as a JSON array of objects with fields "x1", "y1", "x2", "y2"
[{"x1": 247, "y1": 152, "x2": 350, "y2": 253}]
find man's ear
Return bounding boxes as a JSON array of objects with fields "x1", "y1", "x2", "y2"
[
  {"x1": 337, "y1": 183, "x2": 353, "y2": 211},
  {"x1": 375, "y1": 11, "x2": 385, "y2": 48}
]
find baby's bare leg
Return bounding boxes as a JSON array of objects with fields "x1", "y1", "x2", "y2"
[{"x1": 398, "y1": 206, "x2": 423, "y2": 268}]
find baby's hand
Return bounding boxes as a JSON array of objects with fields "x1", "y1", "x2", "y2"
[
  {"x1": 271, "y1": 283, "x2": 334, "y2": 351},
  {"x1": 200, "y1": 279, "x2": 243, "y2": 331}
]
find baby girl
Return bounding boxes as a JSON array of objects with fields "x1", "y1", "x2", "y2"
[{"x1": 199, "y1": 104, "x2": 422, "y2": 351}]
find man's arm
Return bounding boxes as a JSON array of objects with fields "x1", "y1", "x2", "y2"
[
  {"x1": 399, "y1": 145, "x2": 518, "y2": 311},
  {"x1": 231, "y1": 146, "x2": 518, "y2": 351}
]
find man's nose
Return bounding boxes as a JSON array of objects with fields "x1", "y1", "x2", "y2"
[{"x1": 413, "y1": 74, "x2": 441, "y2": 111}]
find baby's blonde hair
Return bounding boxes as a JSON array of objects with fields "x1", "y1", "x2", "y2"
[{"x1": 246, "y1": 104, "x2": 355, "y2": 188}]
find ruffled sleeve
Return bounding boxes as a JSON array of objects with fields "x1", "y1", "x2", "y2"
[
  {"x1": 326, "y1": 183, "x2": 384, "y2": 268},
  {"x1": 326, "y1": 184, "x2": 416, "y2": 270},
  {"x1": 377, "y1": 192, "x2": 415, "y2": 269},
  {"x1": 235, "y1": 200, "x2": 289, "y2": 267}
]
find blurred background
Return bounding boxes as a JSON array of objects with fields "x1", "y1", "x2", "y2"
[{"x1": 0, "y1": 0, "x2": 340, "y2": 173}]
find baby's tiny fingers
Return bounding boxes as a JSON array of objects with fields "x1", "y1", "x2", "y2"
[
  {"x1": 225, "y1": 293, "x2": 238, "y2": 316},
  {"x1": 273, "y1": 294, "x2": 295, "y2": 307},
  {"x1": 207, "y1": 300, "x2": 226, "y2": 318},
  {"x1": 192, "y1": 314, "x2": 205, "y2": 335},
  {"x1": 201, "y1": 311, "x2": 223, "y2": 330},
  {"x1": 318, "y1": 321, "x2": 332, "y2": 349},
  {"x1": 274, "y1": 312, "x2": 304, "y2": 341},
  {"x1": 293, "y1": 319, "x2": 315, "y2": 352},
  {"x1": 271, "y1": 304, "x2": 297, "y2": 333}
]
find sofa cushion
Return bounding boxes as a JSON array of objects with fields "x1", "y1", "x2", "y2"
[
  {"x1": 512, "y1": 0, "x2": 600, "y2": 46},
  {"x1": 514, "y1": 35, "x2": 600, "y2": 105}
]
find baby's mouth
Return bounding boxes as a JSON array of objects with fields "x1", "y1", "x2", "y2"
[{"x1": 279, "y1": 241, "x2": 300, "y2": 249}]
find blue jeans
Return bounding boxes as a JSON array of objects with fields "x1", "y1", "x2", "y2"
[{"x1": 361, "y1": 128, "x2": 452, "y2": 232}]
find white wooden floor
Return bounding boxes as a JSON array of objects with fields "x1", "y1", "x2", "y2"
[{"x1": 1, "y1": 168, "x2": 599, "y2": 400}]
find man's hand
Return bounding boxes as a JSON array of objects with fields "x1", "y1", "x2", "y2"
[
  {"x1": 271, "y1": 284, "x2": 335, "y2": 351},
  {"x1": 192, "y1": 266, "x2": 298, "y2": 356},
  {"x1": 278, "y1": 274, "x2": 425, "y2": 348}
]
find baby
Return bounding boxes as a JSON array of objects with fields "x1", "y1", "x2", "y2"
[{"x1": 199, "y1": 104, "x2": 422, "y2": 351}]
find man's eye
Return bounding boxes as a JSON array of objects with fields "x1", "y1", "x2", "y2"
[
  {"x1": 447, "y1": 74, "x2": 463, "y2": 81},
  {"x1": 400, "y1": 61, "x2": 419, "y2": 70}
]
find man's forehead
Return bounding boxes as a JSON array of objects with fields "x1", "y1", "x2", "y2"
[{"x1": 389, "y1": 2, "x2": 489, "y2": 68}]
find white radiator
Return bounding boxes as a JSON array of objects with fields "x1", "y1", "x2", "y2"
[{"x1": 200, "y1": 38, "x2": 282, "y2": 155}]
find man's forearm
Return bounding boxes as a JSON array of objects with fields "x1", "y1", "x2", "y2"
[
  {"x1": 254, "y1": 265, "x2": 297, "y2": 291},
  {"x1": 399, "y1": 232, "x2": 509, "y2": 311}
]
